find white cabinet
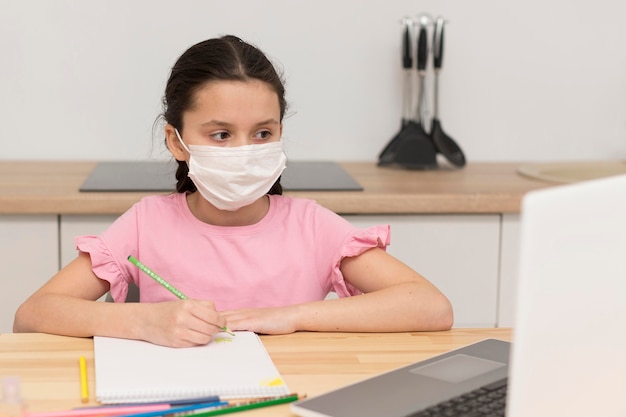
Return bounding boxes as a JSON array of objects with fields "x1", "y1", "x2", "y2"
[
  {"x1": 498, "y1": 214, "x2": 521, "y2": 327},
  {"x1": 343, "y1": 214, "x2": 502, "y2": 328},
  {"x1": 0, "y1": 215, "x2": 58, "y2": 333}
]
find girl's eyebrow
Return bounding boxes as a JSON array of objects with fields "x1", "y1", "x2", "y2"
[
  {"x1": 255, "y1": 118, "x2": 280, "y2": 127},
  {"x1": 200, "y1": 118, "x2": 280, "y2": 128},
  {"x1": 201, "y1": 120, "x2": 231, "y2": 127}
]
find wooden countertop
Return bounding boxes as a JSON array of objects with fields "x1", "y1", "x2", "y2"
[
  {"x1": 0, "y1": 161, "x2": 553, "y2": 215},
  {"x1": 0, "y1": 328, "x2": 512, "y2": 414}
]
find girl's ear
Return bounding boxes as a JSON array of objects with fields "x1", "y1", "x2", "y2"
[{"x1": 165, "y1": 124, "x2": 188, "y2": 162}]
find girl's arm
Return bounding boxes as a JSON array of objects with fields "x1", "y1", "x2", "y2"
[
  {"x1": 222, "y1": 248, "x2": 453, "y2": 334},
  {"x1": 13, "y1": 252, "x2": 226, "y2": 347}
]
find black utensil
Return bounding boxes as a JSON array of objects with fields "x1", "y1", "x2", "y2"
[
  {"x1": 390, "y1": 17, "x2": 437, "y2": 170},
  {"x1": 400, "y1": 18, "x2": 414, "y2": 130},
  {"x1": 414, "y1": 16, "x2": 430, "y2": 131},
  {"x1": 431, "y1": 16, "x2": 466, "y2": 167},
  {"x1": 378, "y1": 18, "x2": 414, "y2": 165},
  {"x1": 378, "y1": 18, "x2": 437, "y2": 169}
]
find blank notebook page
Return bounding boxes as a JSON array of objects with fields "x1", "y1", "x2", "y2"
[{"x1": 94, "y1": 331, "x2": 289, "y2": 404}]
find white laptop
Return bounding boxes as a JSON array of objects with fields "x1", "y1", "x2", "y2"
[{"x1": 292, "y1": 173, "x2": 626, "y2": 417}]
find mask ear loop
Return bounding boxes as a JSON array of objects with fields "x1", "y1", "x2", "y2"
[
  {"x1": 174, "y1": 128, "x2": 192, "y2": 154},
  {"x1": 174, "y1": 128, "x2": 193, "y2": 169}
]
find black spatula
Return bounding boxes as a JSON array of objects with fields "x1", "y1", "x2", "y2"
[{"x1": 430, "y1": 16, "x2": 466, "y2": 168}]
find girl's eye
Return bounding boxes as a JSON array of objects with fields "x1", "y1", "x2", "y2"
[
  {"x1": 255, "y1": 130, "x2": 272, "y2": 140},
  {"x1": 210, "y1": 131, "x2": 230, "y2": 141}
]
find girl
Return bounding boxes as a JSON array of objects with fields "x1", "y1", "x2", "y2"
[{"x1": 14, "y1": 35, "x2": 453, "y2": 347}]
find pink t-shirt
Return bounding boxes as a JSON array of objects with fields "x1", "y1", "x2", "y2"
[{"x1": 75, "y1": 193, "x2": 390, "y2": 310}]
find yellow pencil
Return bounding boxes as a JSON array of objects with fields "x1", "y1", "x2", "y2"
[{"x1": 79, "y1": 356, "x2": 89, "y2": 403}]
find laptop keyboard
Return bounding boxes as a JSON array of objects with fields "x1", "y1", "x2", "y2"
[{"x1": 407, "y1": 378, "x2": 507, "y2": 417}]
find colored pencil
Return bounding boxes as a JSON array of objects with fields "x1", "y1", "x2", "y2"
[
  {"x1": 73, "y1": 396, "x2": 221, "y2": 409},
  {"x1": 26, "y1": 404, "x2": 171, "y2": 417},
  {"x1": 114, "y1": 401, "x2": 227, "y2": 417},
  {"x1": 127, "y1": 255, "x2": 234, "y2": 335},
  {"x1": 79, "y1": 356, "x2": 89, "y2": 404},
  {"x1": 186, "y1": 394, "x2": 303, "y2": 417}
]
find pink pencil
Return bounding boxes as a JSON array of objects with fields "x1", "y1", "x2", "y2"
[{"x1": 25, "y1": 404, "x2": 170, "y2": 417}]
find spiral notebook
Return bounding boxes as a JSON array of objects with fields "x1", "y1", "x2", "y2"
[{"x1": 94, "y1": 331, "x2": 289, "y2": 404}]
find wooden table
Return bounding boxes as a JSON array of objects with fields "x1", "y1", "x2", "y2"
[
  {"x1": 0, "y1": 161, "x2": 552, "y2": 214},
  {"x1": 0, "y1": 328, "x2": 512, "y2": 415}
]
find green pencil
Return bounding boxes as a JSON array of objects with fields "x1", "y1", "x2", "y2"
[
  {"x1": 127, "y1": 255, "x2": 234, "y2": 336},
  {"x1": 188, "y1": 394, "x2": 303, "y2": 417}
]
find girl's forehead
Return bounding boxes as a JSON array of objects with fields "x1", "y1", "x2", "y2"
[
  {"x1": 185, "y1": 79, "x2": 281, "y2": 123},
  {"x1": 194, "y1": 79, "x2": 276, "y2": 99}
]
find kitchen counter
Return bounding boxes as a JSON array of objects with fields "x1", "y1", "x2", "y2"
[{"x1": 0, "y1": 161, "x2": 553, "y2": 214}]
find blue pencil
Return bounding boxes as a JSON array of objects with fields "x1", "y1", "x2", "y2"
[
  {"x1": 73, "y1": 396, "x2": 221, "y2": 409},
  {"x1": 115, "y1": 401, "x2": 228, "y2": 417}
]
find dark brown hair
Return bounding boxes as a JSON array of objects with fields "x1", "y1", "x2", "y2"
[{"x1": 162, "y1": 35, "x2": 287, "y2": 195}]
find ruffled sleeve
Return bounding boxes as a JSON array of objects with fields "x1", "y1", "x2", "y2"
[
  {"x1": 330, "y1": 224, "x2": 391, "y2": 297},
  {"x1": 75, "y1": 235, "x2": 130, "y2": 303}
]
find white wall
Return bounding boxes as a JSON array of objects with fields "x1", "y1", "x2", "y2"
[{"x1": 1, "y1": 0, "x2": 625, "y2": 163}]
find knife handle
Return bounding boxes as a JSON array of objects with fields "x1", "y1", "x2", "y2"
[
  {"x1": 417, "y1": 23, "x2": 428, "y2": 71},
  {"x1": 402, "y1": 19, "x2": 413, "y2": 69},
  {"x1": 433, "y1": 17, "x2": 445, "y2": 70}
]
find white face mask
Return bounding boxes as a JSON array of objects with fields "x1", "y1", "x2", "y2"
[{"x1": 174, "y1": 129, "x2": 287, "y2": 211}]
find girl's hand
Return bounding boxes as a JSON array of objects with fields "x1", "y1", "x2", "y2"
[
  {"x1": 138, "y1": 299, "x2": 227, "y2": 347},
  {"x1": 222, "y1": 306, "x2": 298, "y2": 335}
]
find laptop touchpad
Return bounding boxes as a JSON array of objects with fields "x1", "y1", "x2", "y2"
[{"x1": 410, "y1": 354, "x2": 506, "y2": 384}]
